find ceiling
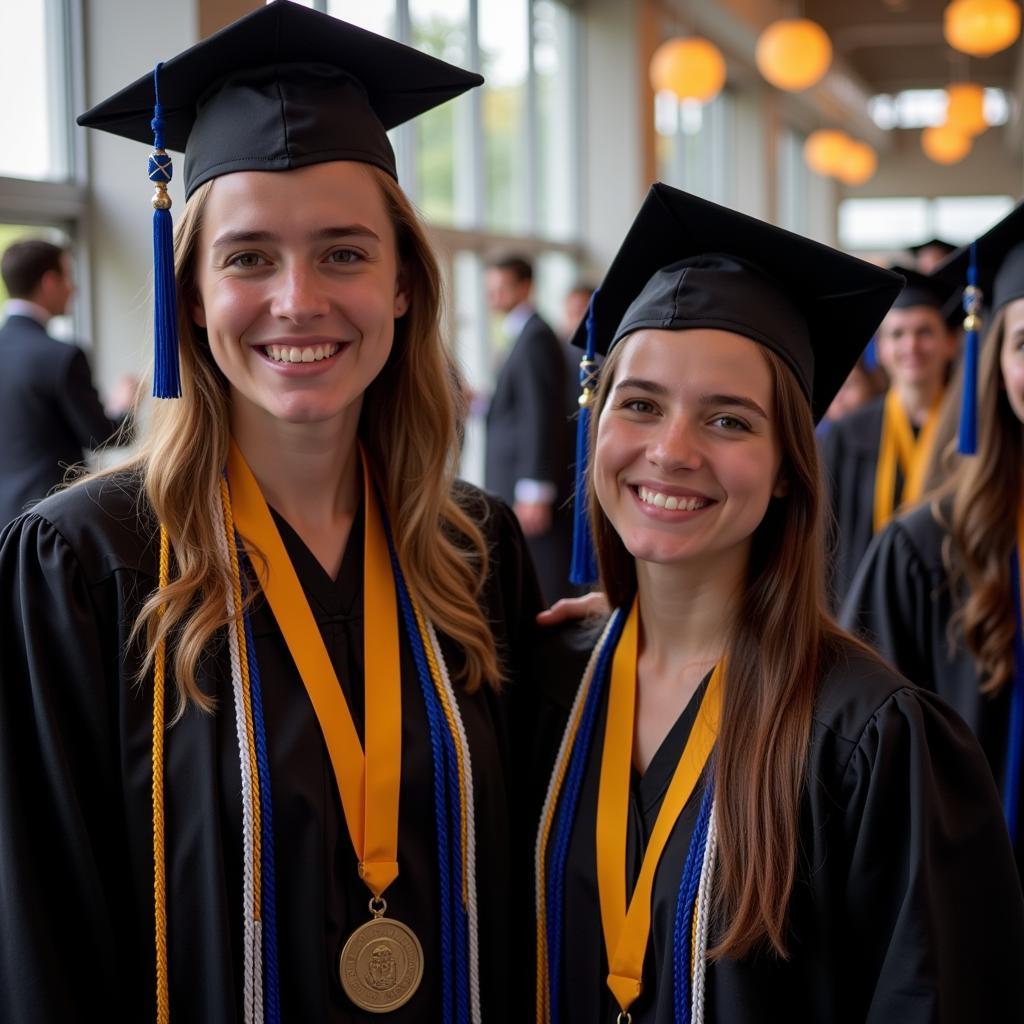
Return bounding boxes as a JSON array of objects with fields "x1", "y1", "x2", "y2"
[{"x1": 804, "y1": 0, "x2": 1021, "y2": 94}]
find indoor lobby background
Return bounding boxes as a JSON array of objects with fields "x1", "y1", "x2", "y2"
[{"x1": 2, "y1": 0, "x2": 1020, "y2": 483}]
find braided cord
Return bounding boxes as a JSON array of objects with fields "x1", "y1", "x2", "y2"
[
  {"x1": 422, "y1": 614, "x2": 482, "y2": 1023},
  {"x1": 672, "y1": 778, "x2": 714, "y2": 1024},
  {"x1": 546, "y1": 611, "x2": 625, "y2": 1024},
  {"x1": 241, "y1": 564, "x2": 282, "y2": 1023},
  {"x1": 214, "y1": 484, "x2": 258, "y2": 1022},
  {"x1": 534, "y1": 616, "x2": 617, "y2": 1021},
  {"x1": 153, "y1": 526, "x2": 171, "y2": 1024},
  {"x1": 689, "y1": 797, "x2": 718, "y2": 1024}
]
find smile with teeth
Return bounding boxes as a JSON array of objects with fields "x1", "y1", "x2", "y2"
[
  {"x1": 262, "y1": 343, "x2": 342, "y2": 364},
  {"x1": 637, "y1": 486, "x2": 710, "y2": 512}
]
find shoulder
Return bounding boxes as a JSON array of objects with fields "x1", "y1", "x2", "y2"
[
  {"x1": 4, "y1": 469, "x2": 157, "y2": 584},
  {"x1": 882, "y1": 499, "x2": 949, "y2": 576},
  {"x1": 812, "y1": 637, "x2": 911, "y2": 744},
  {"x1": 823, "y1": 396, "x2": 885, "y2": 455}
]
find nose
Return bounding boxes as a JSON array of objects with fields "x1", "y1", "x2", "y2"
[
  {"x1": 270, "y1": 260, "x2": 331, "y2": 324},
  {"x1": 647, "y1": 414, "x2": 703, "y2": 472}
]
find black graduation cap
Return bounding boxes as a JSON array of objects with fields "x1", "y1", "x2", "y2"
[
  {"x1": 930, "y1": 201, "x2": 1024, "y2": 454},
  {"x1": 568, "y1": 184, "x2": 903, "y2": 424},
  {"x1": 932, "y1": 201, "x2": 1024, "y2": 317},
  {"x1": 908, "y1": 237, "x2": 956, "y2": 258},
  {"x1": 76, "y1": 0, "x2": 482, "y2": 399},
  {"x1": 566, "y1": 184, "x2": 903, "y2": 586},
  {"x1": 887, "y1": 265, "x2": 955, "y2": 311},
  {"x1": 77, "y1": 0, "x2": 482, "y2": 197}
]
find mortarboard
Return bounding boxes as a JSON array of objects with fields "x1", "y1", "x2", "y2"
[
  {"x1": 908, "y1": 237, "x2": 956, "y2": 257},
  {"x1": 931, "y1": 201, "x2": 1024, "y2": 453},
  {"x1": 77, "y1": 0, "x2": 483, "y2": 397},
  {"x1": 567, "y1": 184, "x2": 903, "y2": 584}
]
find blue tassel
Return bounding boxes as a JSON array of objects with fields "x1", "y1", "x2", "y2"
[
  {"x1": 569, "y1": 292, "x2": 600, "y2": 586},
  {"x1": 958, "y1": 243, "x2": 982, "y2": 455},
  {"x1": 149, "y1": 64, "x2": 180, "y2": 399}
]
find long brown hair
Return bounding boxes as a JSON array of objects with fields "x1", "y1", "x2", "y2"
[
  {"x1": 589, "y1": 339, "x2": 856, "y2": 959},
  {"x1": 940, "y1": 310, "x2": 1022, "y2": 693},
  {"x1": 106, "y1": 166, "x2": 498, "y2": 719}
]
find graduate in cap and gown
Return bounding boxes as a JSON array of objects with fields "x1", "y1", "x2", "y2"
[
  {"x1": 820, "y1": 267, "x2": 959, "y2": 602},
  {"x1": 842, "y1": 201, "x2": 1024, "y2": 875},
  {"x1": 0, "y1": 3, "x2": 545, "y2": 1021},
  {"x1": 533, "y1": 184, "x2": 1024, "y2": 1024}
]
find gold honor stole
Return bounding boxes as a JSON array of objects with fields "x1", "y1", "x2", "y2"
[
  {"x1": 872, "y1": 389, "x2": 943, "y2": 534},
  {"x1": 227, "y1": 440, "x2": 424, "y2": 1011},
  {"x1": 597, "y1": 599, "x2": 723, "y2": 1017}
]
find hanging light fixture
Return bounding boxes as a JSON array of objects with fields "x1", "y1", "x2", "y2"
[
  {"x1": 755, "y1": 18, "x2": 833, "y2": 91},
  {"x1": 922, "y1": 123, "x2": 973, "y2": 163},
  {"x1": 944, "y1": 0, "x2": 1021, "y2": 57},
  {"x1": 945, "y1": 82, "x2": 989, "y2": 135},
  {"x1": 836, "y1": 141, "x2": 878, "y2": 186},
  {"x1": 649, "y1": 37, "x2": 727, "y2": 104},
  {"x1": 803, "y1": 129, "x2": 853, "y2": 177}
]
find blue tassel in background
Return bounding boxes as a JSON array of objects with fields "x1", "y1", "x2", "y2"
[{"x1": 958, "y1": 242, "x2": 981, "y2": 455}]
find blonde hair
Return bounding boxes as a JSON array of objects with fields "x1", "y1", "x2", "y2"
[{"x1": 104, "y1": 167, "x2": 498, "y2": 719}]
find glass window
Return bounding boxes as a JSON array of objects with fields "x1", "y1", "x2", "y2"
[
  {"x1": 933, "y1": 195, "x2": 1015, "y2": 242},
  {"x1": 480, "y1": 0, "x2": 528, "y2": 233},
  {"x1": 655, "y1": 91, "x2": 734, "y2": 207},
  {"x1": 839, "y1": 197, "x2": 929, "y2": 250},
  {"x1": 0, "y1": 0, "x2": 71, "y2": 182},
  {"x1": 326, "y1": 0, "x2": 396, "y2": 38},
  {"x1": 776, "y1": 129, "x2": 805, "y2": 235}
]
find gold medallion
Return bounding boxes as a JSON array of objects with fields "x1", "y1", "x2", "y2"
[{"x1": 339, "y1": 899, "x2": 424, "y2": 1014}]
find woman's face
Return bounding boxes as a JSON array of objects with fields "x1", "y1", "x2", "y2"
[
  {"x1": 1001, "y1": 298, "x2": 1024, "y2": 425},
  {"x1": 594, "y1": 328, "x2": 784, "y2": 577},
  {"x1": 191, "y1": 161, "x2": 408, "y2": 429}
]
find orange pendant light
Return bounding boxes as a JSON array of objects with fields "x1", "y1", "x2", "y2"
[
  {"x1": 944, "y1": 0, "x2": 1021, "y2": 57},
  {"x1": 755, "y1": 18, "x2": 833, "y2": 91},
  {"x1": 649, "y1": 37, "x2": 727, "y2": 104},
  {"x1": 922, "y1": 123, "x2": 973, "y2": 164}
]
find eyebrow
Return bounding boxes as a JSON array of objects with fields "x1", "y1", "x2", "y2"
[
  {"x1": 209, "y1": 225, "x2": 381, "y2": 248},
  {"x1": 614, "y1": 377, "x2": 768, "y2": 418}
]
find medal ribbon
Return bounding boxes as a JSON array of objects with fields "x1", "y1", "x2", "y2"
[
  {"x1": 873, "y1": 388, "x2": 943, "y2": 534},
  {"x1": 227, "y1": 439, "x2": 400, "y2": 898},
  {"x1": 596, "y1": 599, "x2": 723, "y2": 1014}
]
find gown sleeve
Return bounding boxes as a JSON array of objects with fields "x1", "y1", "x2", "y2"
[
  {"x1": 839, "y1": 520, "x2": 935, "y2": 687},
  {"x1": 0, "y1": 512, "x2": 130, "y2": 1020},
  {"x1": 841, "y1": 686, "x2": 1024, "y2": 1022}
]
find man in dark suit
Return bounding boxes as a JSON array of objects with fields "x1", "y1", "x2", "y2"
[
  {"x1": 0, "y1": 239, "x2": 136, "y2": 526},
  {"x1": 484, "y1": 255, "x2": 572, "y2": 603}
]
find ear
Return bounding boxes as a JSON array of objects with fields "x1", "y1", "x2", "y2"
[
  {"x1": 191, "y1": 290, "x2": 207, "y2": 328},
  {"x1": 394, "y1": 271, "x2": 410, "y2": 318},
  {"x1": 772, "y1": 470, "x2": 790, "y2": 499}
]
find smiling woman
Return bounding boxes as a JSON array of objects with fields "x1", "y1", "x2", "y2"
[
  {"x1": 0, "y1": 4, "x2": 547, "y2": 1023},
  {"x1": 533, "y1": 183, "x2": 1024, "y2": 1024}
]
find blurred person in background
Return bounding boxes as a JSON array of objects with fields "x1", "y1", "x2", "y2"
[
  {"x1": 816, "y1": 353, "x2": 888, "y2": 439},
  {"x1": 485, "y1": 254, "x2": 573, "y2": 601},
  {"x1": 821, "y1": 267, "x2": 958, "y2": 602},
  {"x1": 909, "y1": 236, "x2": 956, "y2": 274},
  {"x1": 0, "y1": 238, "x2": 138, "y2": 525}
]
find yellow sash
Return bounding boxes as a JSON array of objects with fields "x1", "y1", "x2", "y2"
[
  {"x1": 873, "y1": 389, "x2": 943, "y2": 534},
  {"x1": 596, "y1": 598, "x2": 723, "y2": 1013},
  {"x1": 227, "y1": 439, "x2": 401, "y2": 898}
]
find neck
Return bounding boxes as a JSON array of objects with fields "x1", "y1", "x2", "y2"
[
  {"x1": 634, "y1": 545, "x2": 747, "y2": 676},
  {"x1": 230, "y1": 399, "x2": 362, "y2": 533},
  {"x1": 893, "y1": 380, "x2": 942, "y2": 426}
]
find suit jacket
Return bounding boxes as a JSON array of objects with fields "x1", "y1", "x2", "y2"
[
  {"x1": 0, "y1": 315, "x2": 125, "y2": 525},
  {"x1": 484, "y1": 312, "x2": 569, "y2": 506}
]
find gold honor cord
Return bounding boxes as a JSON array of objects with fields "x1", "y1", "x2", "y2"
[
  {"x1": 873, "y1": 389, "x2": 943, "y2": 535},
  {"x1": 596, "y1": 599, "x2": 723, "y2": 1016}
]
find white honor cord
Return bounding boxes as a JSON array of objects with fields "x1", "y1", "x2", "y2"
[
  {"x1": 690, "y1": 796, "x2": 718, "y2": 1024},
  {"x1": 214, "y1": 500, "x2": 261, "y2": 1024}
]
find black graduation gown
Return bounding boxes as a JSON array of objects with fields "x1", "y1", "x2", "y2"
[
  {"x1": 840, "y1": 498, "x2": 1024, "y2": 873},
  {"x1": 542, "y1": 629, "x2": 1024, "y2": 1022},
  {"x1": 0, "y1": 472, "x2": 543, "y2": 1023},
  {"x1": 820, "y1": 395, "x2": 893, "y2": 605}
]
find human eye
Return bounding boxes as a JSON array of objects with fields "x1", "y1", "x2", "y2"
[
  {"x1": 225, "y1": 251, "x2": 268, "y2": 269},
  {"x1": 619, "y1": 396, "x2": 657, "y2": 415},
  {"x1": 325, "y1": 248, "x2": 364, "y2": 265},
  {"x1": 709, "y1": 413, "x2": 750, "y2": 432}
]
